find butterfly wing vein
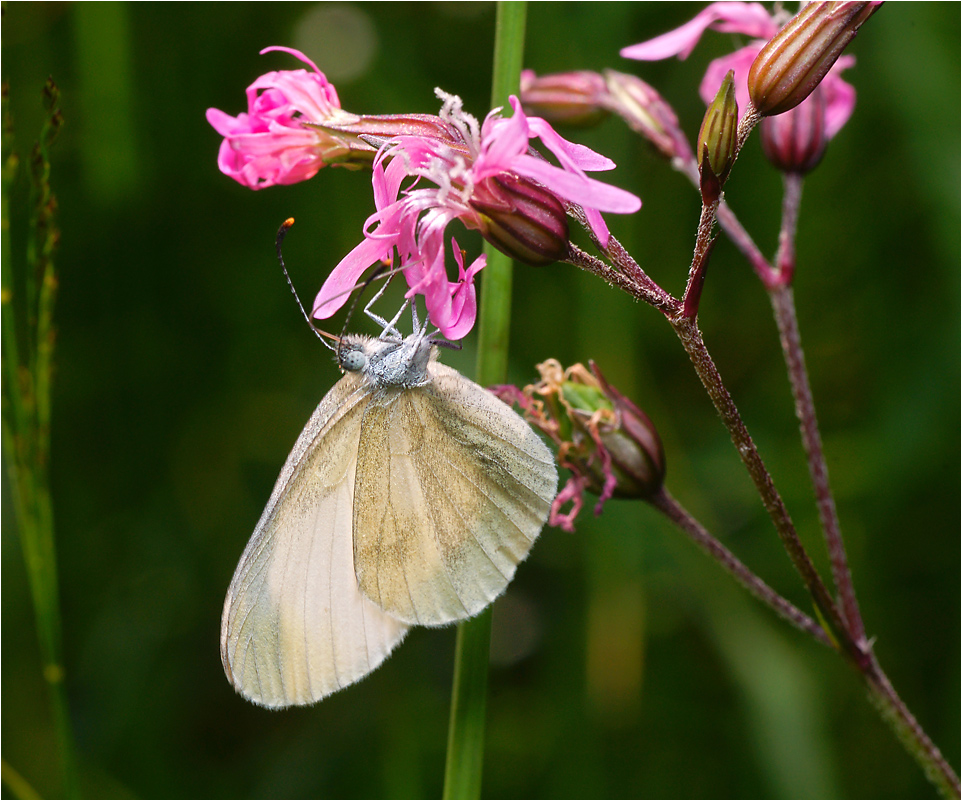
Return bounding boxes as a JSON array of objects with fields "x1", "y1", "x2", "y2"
[{"x1": 352, "y1": 363, "x2": 558, "y2": 626}]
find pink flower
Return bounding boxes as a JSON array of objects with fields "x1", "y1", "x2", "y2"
[
  {"x1": 312, "y1": 150, "x2": 486, "y2": 340},
  {"x1": 206, "y1": 47, "x2": 361, "y2": 189},
  {"x1": 313, "y1": 91, "x2": 641, "y2": 339},
  {"x1": 621, "y1": 3, "x2": 857, "y2": 138}
]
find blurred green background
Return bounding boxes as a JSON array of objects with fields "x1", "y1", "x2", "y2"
[{"x1": 2, "y1": 2, "x2": 958, "y2": 798}]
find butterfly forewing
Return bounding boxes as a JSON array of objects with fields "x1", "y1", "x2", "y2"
[
  {"x1": 352, "y1": 362, "x2": 558, "y2": 626},
  {"x1": 221, "y1": 373, "x2": 409, "y2": 708}
]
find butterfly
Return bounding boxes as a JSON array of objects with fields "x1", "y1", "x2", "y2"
[{"x1": 220, "y1": 313, "x2": 558, "y2": 708}]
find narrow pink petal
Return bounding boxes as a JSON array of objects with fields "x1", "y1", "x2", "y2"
[
  {"x1": 441, "y1": 241, "x2": 484, "y2": 339},
  {"x1": 621, "y1": 7, "x2": 726, "y2": 61},
  {"x1": 312, "y1": 236, "x2": 391, "y2": 319},
  {"x1": 215, "y1": 139, "x2": 251, "y2": 185},
  {"x1": 440, "y1": 283, "x2": 477, "y2": 340},
  {"x1": 513, "y1": 156, "x2": 641, "y2": 214},
  {"x1": 246, "y1": 71, "x2": 339, "y2": 123},
  {"x1": 621, "y1": 3, "x2": 773, "y2": 62},
  {"x1": 377, "y1": 157, "x2": 409, "y2": 209},
  {"x1": 260, "y1": 46, "x2": 326, "y2": 80},
  {"x1": 584, "y1": 208, "x2": 610, "y2": 248},
  {"x1": 408, "y1": 236, "x2": 456, "y2": 333},
  {"x1": 477, "y1": 107, "x2": 530, "y2": 177},
  {"x1": 226, "y1": 129, "x2": 316, "y2": 155},
  {"x1": 530, "y1": 121, "x2": 616, "y2": 172},
  {"x1": 206, "y1": 107, "x2": 244, "y2": 136},
  {"x1": 704, "y1": 2, "x2": 777, "y2": 38},
  {"x1": 549, "y1": 476, "x2": 586, "y2": 533},
  {"x1": 522, "y1": 100, "x2": 616, "y2": 172}
]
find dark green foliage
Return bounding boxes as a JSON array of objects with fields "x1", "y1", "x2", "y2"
[{"x1": 1, "y1": 3, "x2": 958, "y2": 798}]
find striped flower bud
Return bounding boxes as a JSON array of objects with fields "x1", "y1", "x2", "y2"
[
  {"x1": 519, "y1": 70, "x2": 610, "y2": 127},
  {"x1": 760, "y1": 86, "x2": 829, "y2": 173},
  {"x1": 697, "y1": 70, "x2": 738, "y2": 202},
  {"x1": 470, "y1": 173, "x2": 570, "y2": 266},
  {"x1": 748, "y1": 2, "x2": 881, "y2": 118}
]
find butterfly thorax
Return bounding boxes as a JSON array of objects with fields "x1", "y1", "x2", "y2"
[{"x1": 338, "y1": 332, "x2": 435, "y2": 389}]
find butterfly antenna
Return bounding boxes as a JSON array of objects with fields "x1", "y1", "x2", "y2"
[{"x1": 275, "y1": 218, "x2": 333, "y2": 349}]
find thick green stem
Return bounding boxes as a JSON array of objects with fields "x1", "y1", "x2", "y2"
[
  {"x1": 443, "y1": 609, "x2": 494, "y2": 800},
  {"x1": 443, "y1": 3, "x2": 526, "y2": 798}
]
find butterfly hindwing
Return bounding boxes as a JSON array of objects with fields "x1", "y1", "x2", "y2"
[
  {"x1": 352, "y1": 362, "x2": 558, "y2": 626},
  {"x1": 221, "y1": 372, "x2": 409, "y2": 708}
]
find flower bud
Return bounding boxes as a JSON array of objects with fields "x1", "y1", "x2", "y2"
[
  {"x1": 307, "y1": 113, "x2": 463, "y2": 170},
  {"x1": 603, "y1": 70, "x2": 694, "y2": 164},
  {"x1": 492, "y1": 360, "x2": 665, "y2": 532},
  {"x1": 578, "y1": 361, "x2": 666, "y2": 500},
  {"x1": 748, "y1": 2, "x2": 881, "y2": 118},
  {"x1": 519, "y1": 70, "x2": 610, "y2": 127},
  {"x1": 760, "y1": 86, "x2": 828, "y2": 173},
  {"x1": 697, "y1": 70, "x2": 738, "y2": 201},
  {"x1": 469, "y1": 173, "x2": 570, "y2": 266}
]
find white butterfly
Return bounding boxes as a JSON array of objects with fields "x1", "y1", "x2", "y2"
[{"x1": 221, "y1": 313, "x2": 558, "y2": 708}]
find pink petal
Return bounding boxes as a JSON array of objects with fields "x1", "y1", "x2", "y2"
[
  {"x1": 312, "y1": 235, "x2": 391, "y2": 319},
  {"x1": 699, "y1": 44, "x2": 761, "y2": 113},
  {"x1": 621, "y1": 2, "x2": 775, "y2": 62},
  {"x1": 821, "y1": 74, "x2": 856, "y2": 139},
  {"x1": 821, "y1": 57, "x2": 857, "y2": 139},
  {"x1": 441, "y1": 242, "x2": 484, "y2": 339},
  {"x1": 476, "y1": 104, "x2": 530, "y2": 179},
  {"x1": 260, "y1": 46, "x2": 327, "y2": 81},
  {"x1": 549, "y1": 476, "x2": 587, "y2": 533},
  {"x1": 513, "y1": 156, "x2": 641, "y2": 214},
  {"x1": 376, "y1": 156, "x2": 409, "y2": 210},
  {"x1": 206, "y1": 107, "x2": 245, "y2": 137},
  {"x1": 526, "y1": 114, "x2": 616, "y2": 172}
]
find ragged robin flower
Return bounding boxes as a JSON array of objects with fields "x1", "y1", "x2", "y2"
[
  {"x1": 312, "y1": 91, "x2": 641, "y2": 339},
  {"x1": 206, "y1": 47, "x2": 458, "y2": 189},
  {"x1": 493, "y1": 359, "x2": 665, "y2": 532}
]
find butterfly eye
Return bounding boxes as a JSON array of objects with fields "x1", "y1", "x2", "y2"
[{"x1": 340, "y1": 349, "x2": 367, "y2": 372}]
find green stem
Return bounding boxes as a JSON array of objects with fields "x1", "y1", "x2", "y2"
[
  {"x1": 443, "y1": 3, "x2": 526, "y2": 798},
  {"x1": 1, "y1": 80, "x2": 78, "y2": 798},
  {"x1": 2, "y1": 84, "x2": 27, "y2": 455},
  {"x1": 443, "y1": 609, "x2": 494, "y2": 800}
]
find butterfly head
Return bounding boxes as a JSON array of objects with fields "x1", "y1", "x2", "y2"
[{"x1": 337, "y1": 330, "x2": 435, "y2": 389}]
